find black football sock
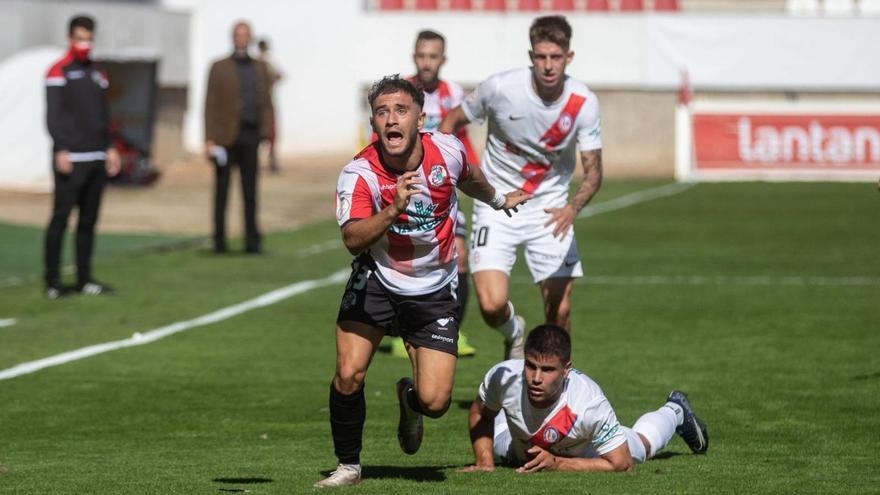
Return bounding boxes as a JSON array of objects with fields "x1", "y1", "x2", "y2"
[
  {"x1": 329, "y1": 383, "x2": 366, "y2": 465},
  {"x1": 456, "y1": 271, "x2": 469, "y2": 322}
]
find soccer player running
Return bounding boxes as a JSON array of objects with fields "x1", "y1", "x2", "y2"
[
  {"x1": 464, "y1": 325, "x2": 708, "y2": 473},
  {"x1": 440, "y1": 16, "x2": 603, "y2": 359},
  {"x1": 389, "y1": 29, "x2": 480, "y2": 359},
  {"x1": 315, "y1": 75, "x2": 529, "y2": 488}
]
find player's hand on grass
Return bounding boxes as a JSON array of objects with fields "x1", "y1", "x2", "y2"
[
  {"x1": 460, "y1": 464, "x2": 495, "y2": 473},
  {"x1": 516, "y1": 445, "x2": 558, "y2": 473},
  {"x1": 105, "y1": 148, "x2": 121, "y2": 178},
  {"x1": 54, "y1": 150, "x2": 72, "y2": 175},
  {"x1": 544, "y1": 204, "x2": 577, "y2": 238},
  {"x1": 502, "y1": 189, "x2": 531, "y2": 217},
  {"x1": 393, "y1": 171, "x2": 421, "y2": 214}
]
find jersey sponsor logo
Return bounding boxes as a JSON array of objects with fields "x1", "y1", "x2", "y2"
[
  {"x1": 389, "y1": 200, "x2": 444, "y2": 234},
  {"x1": 508, "y1": 114, "x2": 525, "y2": 121},
  {"x1": 429, "y1": 164, "x2": 448, "y2": 187},
  {"x1": 431, "y1": 333, "x2": 455, "y2": 344},
  {"x1": 67, "y1": 70, "x2": 85, "y2": 80},
  {"x1": 379, "y1": 183, "x2": 396, "y2": 191},
  {"x1": 564, "y1": 258, "x2": 578, "y2": 268}
]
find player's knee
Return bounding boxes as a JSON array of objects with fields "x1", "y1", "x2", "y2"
[
  {"x1": 417, "y1": 389, "x2": 451, "y2": 418},
  {"x1": 477, "y1": 297, "x2": 508, "y2": 326},
  {"x1": 333, "y1": 364, "x2": 367, "y2": 395},
  {"x1": 420, "y1": 397, "x2": 450, "y2": 419}
]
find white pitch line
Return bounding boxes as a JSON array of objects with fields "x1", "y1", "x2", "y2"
[
  {"x1": 0, "y1": 269, "x2": 350, "y2": 382},
  {"x1": 578, "y1": 181, "x2": 695, "y2": 219},
  {"x1": 511, "y1": 274, "x2": 880, "y2": 287},
  {"x1": 0, "y1": 319, "x2": 16, "y2": 328}
]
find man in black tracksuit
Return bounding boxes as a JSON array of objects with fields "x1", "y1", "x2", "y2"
[{"x1": 44, "y1": 15, "x2": 120, "y2": 299}]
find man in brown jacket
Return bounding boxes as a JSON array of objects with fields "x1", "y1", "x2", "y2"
[{"x1": 204, "y1": 21, "x2": 274, "y2": 254}]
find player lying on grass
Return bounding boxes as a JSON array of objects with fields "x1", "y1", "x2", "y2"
[
  {"x1": 315, "y1": 75, "x2": 529, "y2": 488},
  {"x1": 463, "y1": 325, "x2": 708, "y2": 473}
]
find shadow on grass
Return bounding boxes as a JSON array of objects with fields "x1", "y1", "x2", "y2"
[
  {"x1": 851, "y1": 371, "x2": 880, "y2": 381},
  {"x1": 213, "y1": 477, "x2": 274, "y2": 484},
  {"x1": 455, "y1": 399, "x2": 472, "y2": 410},
  {"x1": 317, "y1": 465, "x2": 460, "y2": 483},
  {"x1": 651, "y1": 452, "x2": 684, "y2": 461}
]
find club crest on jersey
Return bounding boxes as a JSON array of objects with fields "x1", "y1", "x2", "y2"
[
  {"x1": 429, "y1": 164, "x2": 448, "y2": 187},
  {"x1": 543, "y1": 427, "x2": 560, "y2": 444},
  {"x1": 558, "y1": 113, "x2": 573, "y2": 133}
]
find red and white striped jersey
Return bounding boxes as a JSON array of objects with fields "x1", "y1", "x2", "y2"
[
  {"x1": 336, "y1": 132, "x2": 471, "y2": 296},
  {"x1": 479, "y1": 359, "x2": 626, "y2": 463},
  {"x1": 461, "y1": 68, "x2": 602, "y2": 208}
]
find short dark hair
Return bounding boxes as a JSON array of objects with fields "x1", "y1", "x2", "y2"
[
  {"x1": 524, "y1": 324, "x2": 571, "y2": 364},
  {"x1": 529, "y1": 15, "x2": 572, "y2": 51},
  {"x1": 68, "y1": 15, "x2": 95, "y2": 37},
  {"x1": 415, "y1": 29, "x2": 445, "y2": 51},
  {"x1": 367, "y1": 74, "x2": 424, "y2": 110}
]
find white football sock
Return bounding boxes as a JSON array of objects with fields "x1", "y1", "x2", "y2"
[
  {"x1": 493, "y1": 301, "x2": 519, "y2": 340},
  {"x1": 632, "y1": 402, "x2": 681, "y2": 458}
]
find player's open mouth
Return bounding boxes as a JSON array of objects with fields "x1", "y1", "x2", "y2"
[{"x1": 386, "y1": 130, "x2": 404, "y2": 146}]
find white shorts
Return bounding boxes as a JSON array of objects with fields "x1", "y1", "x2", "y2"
[
  {"x1": 469, "y1": 201, "x2": 583, "y2": 283},
  {"x1": 493, "y1": 411, "x2": 646, "y2": 465}
]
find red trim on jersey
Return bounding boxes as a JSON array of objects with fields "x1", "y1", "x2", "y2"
[
  {"x1": 519, "y1": 93, "x2": 588, "y2": 194},
  {"x1": 529, "y1": 405, "x2": 578, "y2": 449},
  {"x1": 354, "y1": 142, "x2": 415, "y2": 267},
  {"x1": 349, "y1": 176, "x2": 374, "y2": 221},
  {"x1": 540, "y1": 93, "x2": 587, "y2": 150},
  {"x1": 46, "y1": 51, "x2": 74, "y2": 79},
  {"x1": 421, "y1": 134, "x2": 456, "y2": 264}
]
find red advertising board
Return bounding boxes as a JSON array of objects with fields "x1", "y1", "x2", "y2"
[{"x1": 684, "y1": 105, "x2": 880, "y2": 181}]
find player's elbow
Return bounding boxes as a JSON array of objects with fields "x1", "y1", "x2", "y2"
[{"x1": 611, "y1": 456, "x2": 634, "y2": 472}]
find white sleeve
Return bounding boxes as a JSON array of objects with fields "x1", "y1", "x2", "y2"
[
  {"x1": 583, "y1": 397, "x2": 626, "y2": 455},
  {"x1": 576, "y1": 95, "x2": 602, "y2": 152},
  {"x1": 477, "y1": 362, "x2": 516, "y2": 411},
  {"x1": 335, "y1": 168, "x2": 373, "y2": 227},
  {"x1": 460, "y1": 75, "x2": 495, "y2": 125}
]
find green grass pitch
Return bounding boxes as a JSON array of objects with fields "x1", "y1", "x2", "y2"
[{"x1": 0, "y1": 181, "x2": 877, "y2": 494}]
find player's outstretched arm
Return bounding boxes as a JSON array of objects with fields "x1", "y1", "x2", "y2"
[
  {"x1": 439, "y1": 106, "x2": 470, "y2": 135},
  {"x1": 458, "y1": 165, "x2": 531, "y2": 217},
  {"x1": 341, "y1": 171, "x2": 420, "y2": 255},
  {"x1": 544, "y1": 149, "x2": 604, "y2": 238},
  {"x1": 517, "y1": 441, "x2": 633, "y2": 473},
  {"x1": 461, "y1": 398, "x2": 498, "y2": 472}
]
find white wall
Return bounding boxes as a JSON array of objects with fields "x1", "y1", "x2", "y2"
[{"x1": 171, "y1": 0, "x2": 880, "y2": 156}]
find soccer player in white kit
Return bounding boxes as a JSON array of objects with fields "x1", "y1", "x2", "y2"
[
  {"x1": 463, "y1": 325, "x2": 708, "y2": 473},
  {"x1": 315, "y1": 76, "x2": 529, "y2": 488},
  {"x1": 389, "y1": 29, "x2": 480, "y2": 358},
  {"x1": 440, "y1": 16, "x2": 603, "y2": 359}
]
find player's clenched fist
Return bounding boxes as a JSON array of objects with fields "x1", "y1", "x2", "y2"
[{"x1": 392, "y1": 171, "x2": 421, "y2": 214}]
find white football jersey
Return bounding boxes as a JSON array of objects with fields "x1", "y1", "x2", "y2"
[
  {"x1": 419, "y1": 79, "x2": 465, "y2": 132},
  {"x1": 478, "y1": 359, "x2": 626, "y2": 463},
  {"x1": 461, "y1": 67, "x2": 602, "y2": 208}
]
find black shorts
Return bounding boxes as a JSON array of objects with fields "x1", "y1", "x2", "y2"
[{"x1": 336, "y1": 255, "x2": 460, "y2": 356}]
